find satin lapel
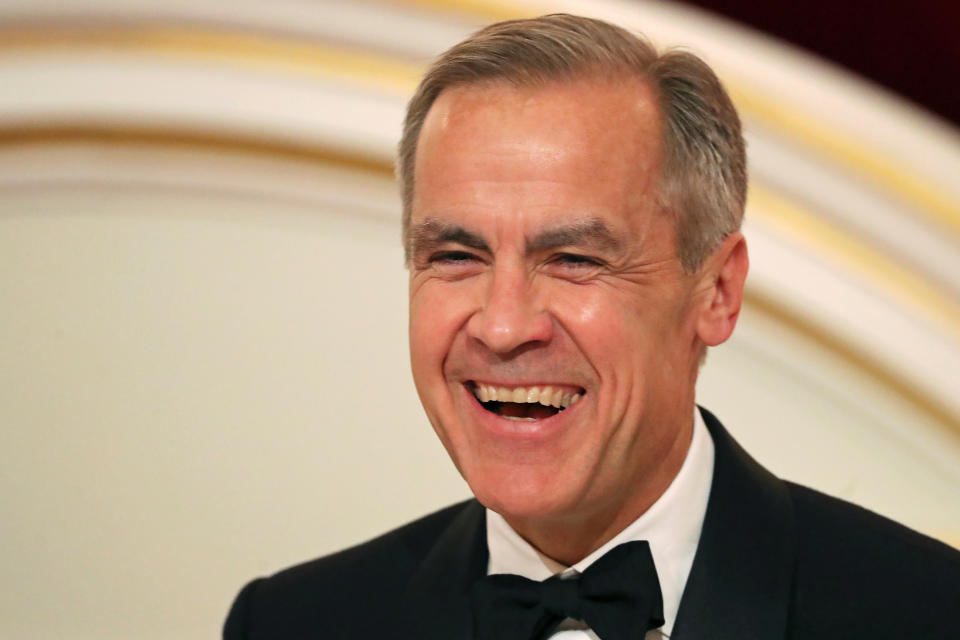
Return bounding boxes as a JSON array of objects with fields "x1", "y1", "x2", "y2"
[
  {"x1": 397, "y1": 500, "x2": 487, "y2": 640},
  {"x1": 672, "y1": 408, "x2": 796, "y2": 640}
]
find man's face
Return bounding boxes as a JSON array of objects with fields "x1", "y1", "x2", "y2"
[{"x1": 408, "y1": 78, "x2": 711, "y2": 530}]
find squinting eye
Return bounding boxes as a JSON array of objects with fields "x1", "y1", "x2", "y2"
[
  {"x1": 430, "y1": 251, "x2": 478, "y2": 264},
  {"x1": 553, "y1": 253, "x2": 601, "y2": 267},
  {"x1": 425, "y1": 251, "x2": 485, "y2": 279}
]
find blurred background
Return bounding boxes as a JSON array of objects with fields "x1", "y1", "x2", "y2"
[{"x1": 0, "y1": 1, "x2": 957, "y2": 638}]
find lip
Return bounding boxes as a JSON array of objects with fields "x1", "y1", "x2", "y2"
[{"x1": 460, "y1": 381, "x2": 584, "y2": 440}]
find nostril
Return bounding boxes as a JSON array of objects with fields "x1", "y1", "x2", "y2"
[
  {"x1": 466, "y1": 310, "x2": 553, "y2": 355},
  {"x1": 465, "y1": 276, "x2": 552, "y2": 354}
]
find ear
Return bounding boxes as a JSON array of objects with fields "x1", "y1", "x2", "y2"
[{"x1": 695, "y1": 232, "x2": 749, "y2": 347}]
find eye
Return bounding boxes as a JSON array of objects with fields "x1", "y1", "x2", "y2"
[
  {"x1": 430, "y1": 250, "x2": 479, "y2": 265},
  {"x1": 425, "y1": 250, "x2": 485, "y2": 279},
  {"x1": 544, "y1": 253, "x2": 605, "y2": 281},
  {"x1": 552, "y1": 253, "x2": 602, "y2": 267}
]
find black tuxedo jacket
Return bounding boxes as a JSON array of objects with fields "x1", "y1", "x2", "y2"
[{"x1": 224, "y1": 409, "x2": 960, "y2": 639}]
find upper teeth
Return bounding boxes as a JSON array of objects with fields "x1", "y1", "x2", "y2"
[{"x1": 473, "y1": 384, "x2": 582, "y2": 408}]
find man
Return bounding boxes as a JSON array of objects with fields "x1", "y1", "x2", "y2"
[{"x1": 224, "y1": 14, "x2": 960, "y2": 640}]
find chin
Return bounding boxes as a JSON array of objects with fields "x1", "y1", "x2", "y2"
[{"x1": 465, "y1": 462, "x2": 583, "y2": 524}]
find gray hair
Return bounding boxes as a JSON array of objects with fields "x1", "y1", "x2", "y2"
[{"x1": 398, "y1": 13, "x2": 746, "y2": 272}]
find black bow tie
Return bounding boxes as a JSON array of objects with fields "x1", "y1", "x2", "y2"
[{"x1": 471, "y1": 540, "x2": 664, "y2": 640}]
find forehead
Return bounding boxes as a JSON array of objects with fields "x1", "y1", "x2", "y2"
[{"x1": 410, "y1": 77, "x2": 664, "y2": 238}]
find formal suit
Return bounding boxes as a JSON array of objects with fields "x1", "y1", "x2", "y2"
[{"x1": 224, "y1": 408, "x2": 960, "y2": 639}]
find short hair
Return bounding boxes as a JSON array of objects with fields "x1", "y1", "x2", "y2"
[{"x1": 398, "y1": 13, "x2": 746, "y2": 272}]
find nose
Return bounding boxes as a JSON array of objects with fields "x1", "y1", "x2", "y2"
[{"x1": 466, "y1": 263, "x2": 553, "y2": 354}]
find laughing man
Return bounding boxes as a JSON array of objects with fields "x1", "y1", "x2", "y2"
[{"x1": 225, "y1": 14, "x2": 960, "y2": 640}]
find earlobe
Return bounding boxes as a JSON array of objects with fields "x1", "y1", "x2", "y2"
[{"x1": 696, "y1": 232, "x2": 749, "y2": 347}]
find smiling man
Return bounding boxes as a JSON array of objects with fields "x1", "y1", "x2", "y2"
[
  {"x1": 405, "y1": 72, "x2": 739, "y2": 573},
  {"x1": 225, "y1": 14, "x2": 960, "y2": 640}
]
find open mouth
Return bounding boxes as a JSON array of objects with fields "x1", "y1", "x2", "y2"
[{"x1": 469, "y1": 382, "x2": 583, "y2": 421}]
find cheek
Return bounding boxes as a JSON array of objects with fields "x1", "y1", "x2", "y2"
[
  {"x1": 550, "y1": 284, "x2": 604, "y2": 326},
  {"x1": 549, "y1": 285, "x2": 671, "y2": 406},
  {"x1": 408, "y1": 280, "x2": 475, "y2": 377},
  {"x1": 550, "y1": 285, "x2": 648, "y2": 353},
  {"x1": 408, "y1": 290, "x2": 442, "y2": 378}
]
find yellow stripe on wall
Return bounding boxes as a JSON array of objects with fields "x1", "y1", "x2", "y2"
[
  {"x1": 1, "y1": 18, "x2": 957, "y2": 239},
  {"x1": 1, "y1": 122, "x2": 957, "y2": 437},
  {"x1": 396, "y1": 0, "x2": 960, "y2": 238},
  {"x1": 2, "y1": 23, "x2": 956, "y2": 330},
  {"x1": 745, "y1": 287, "x2": 960, "y2": 438},
  {"x1": 395, "y1": 0, "x2": 541, "y2": 22},
  {"x1": 748, "y1": 185, "x2": 960, "y2": 343},
  {"x1": 0, "y1": 25, "x2": 424, "y2": 94},
  {"x1": 730, "y1": 84, "x2": 960, "y2": 237}
]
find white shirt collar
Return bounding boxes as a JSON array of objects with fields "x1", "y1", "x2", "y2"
[{"x1": 485, "y1": 407, "x2": 715, "y2": 637}]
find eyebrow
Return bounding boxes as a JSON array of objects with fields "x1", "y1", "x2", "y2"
[
  {"x1": 527, "y1": 218, "x2": 623, "y2": 254},
  {"x1": 408, "y1": 219, "x2": 490, "y2": 257},
  {"x1": 407, "y1": 216, "x2": 623, "y2": 257}
]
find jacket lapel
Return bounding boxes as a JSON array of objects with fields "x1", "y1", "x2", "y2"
[
  {"x1": 672, "y1": 408, "x2": 796, "y2": 640},
  {"x1": 397, "y1": 499, "x2": 487, "y2": 639}
]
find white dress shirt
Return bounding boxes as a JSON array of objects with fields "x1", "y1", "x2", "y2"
[{"x1": 485, "y1": 408, "x2": 715, "y2": 639}]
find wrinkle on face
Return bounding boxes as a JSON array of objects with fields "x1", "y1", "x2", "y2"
[
  {"x1": 408, "y1": 76, "x2": 707, "y2": 560},
  {"x1": 413, "y1": 78, "x2": 661, "y2": 214}
]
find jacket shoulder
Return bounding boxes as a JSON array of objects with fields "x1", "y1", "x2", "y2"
[
  {"x1": 223, "y1": 499, "x2": 477, "y2": 639},
  {"x1": 786, "y1": 483, "x2": 960, "y2": 638}
]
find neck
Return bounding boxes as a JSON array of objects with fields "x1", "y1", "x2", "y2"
[{"x1": 503, "y1": 414, "x2": 694, "y2": 566}]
